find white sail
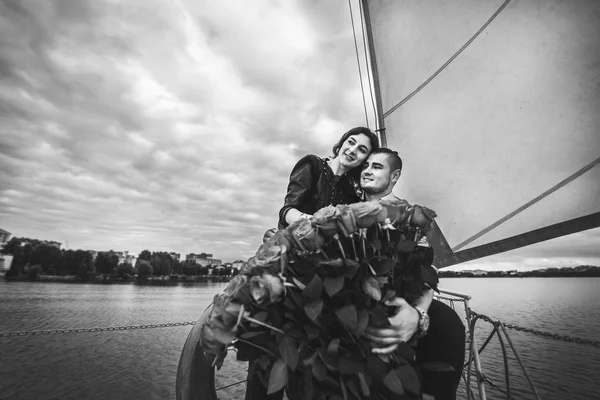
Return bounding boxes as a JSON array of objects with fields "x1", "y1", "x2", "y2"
[{"x1": 363, "y1": 0, "x2": 600, "y2": 265}]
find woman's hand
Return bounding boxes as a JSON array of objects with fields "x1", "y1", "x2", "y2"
[{"x1": 364, "y1": 297, "x2": 420, "y2": 354}]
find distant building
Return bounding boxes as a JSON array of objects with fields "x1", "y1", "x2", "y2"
[
  {"x1": 43, "y1": 241, "x2": 62, "y2": 249},
  {"x1": 186, "y1": 253, "x2": 222, "y2": 266},
  {"x1": 97, "y1": 250, "x2": 135, "y2": 265},
  {"x1": 169, "y1": 252, "x2": 181, "y2": 261},
  {"x1": 232, "y1": 260, "x2": 245, "y2": 270},
  {"x1": 0, "y1": 254, "x2": 13, "y2": 275},
  {"x1": 0, "y1": 228, "x2": 11, "y2": 248}
]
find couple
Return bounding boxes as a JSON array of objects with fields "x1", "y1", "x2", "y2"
[{"x1": 249, "y1": 127, "x2": 465, "y2": 400}]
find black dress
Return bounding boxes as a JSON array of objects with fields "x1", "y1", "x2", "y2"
[{"x1": 278, "y1": 154, "x2": 362, "y2": 229}]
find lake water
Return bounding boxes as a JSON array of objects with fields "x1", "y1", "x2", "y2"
[{"x1": 0, "y1": 278, "x2": 598, "y2": 400}]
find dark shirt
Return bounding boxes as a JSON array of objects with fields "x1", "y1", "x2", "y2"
[{"x1": 278, "y1": 154, "x2": 362, "y2": 228}]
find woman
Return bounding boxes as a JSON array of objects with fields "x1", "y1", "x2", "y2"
[{"x1": 278, "y1": 126, "x2": 379, "y2": 229}]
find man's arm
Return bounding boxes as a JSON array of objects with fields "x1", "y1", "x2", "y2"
[{"x1": 364, "y1": 287, "x2": 434, "y2": 355}]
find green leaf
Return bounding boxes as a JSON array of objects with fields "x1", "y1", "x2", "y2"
[
  {"x1": 338, "y1": 358, "x2": 365, "y2": 374},
  {"x1": 304, "y1": 299, "x2": 323, "y2": 320},
  {"x1": 420, "y1": 361, "x2": 455, "y2": 372},
  {"x1": 376, "y1": 258, "x2": 396, "y2": 276},
  {"x1": 382, "y1": 368, "x2": 405, "y2": 395},
  {"x1": 355, "y1": 307, "x2": 369, "y2": 338},
  {"x1": 304, "y1": 323, "x2": 321, "y2": 340},
  {"x1": 340, "y1": 376, "x2": 349, "y2": 400},
  {"x1": 313, "y1": 359, "x2": 327, "y2": 381},
  {"x1": 342, "y1": 259, "x2": 360, "y2": 278},
  {"x1": 239, "y1": 331, "x2": 266, "y2": 339},
  {"x1": 304, "y1": 365, "x2": 314, "y2": 399},
  {"x1": 362, "y1": 277, "x2": 382, "y2": 301},
  {"x1": 302, "y1": 275, "x2": 323, "y2": 302},
  {"x1": 277, "y1": 335, "x2": 299, "y2": 371},
  {"x1": 366, "y1": 354, "x2": 388, "y2": 382},
  {"x1": 327, "y1": 338, "x2": 340, "y2": 355},
  {"x1": 324, "y1": 276, "x2": 345, "y2": 297},
  {"x1": 292, "y1": 277, "x2": 306, "y2": 290},
  {"x1": 267, "y1": 358, "x2": 288, "y2": 394},
  {"x1": 396, "y1": 240, "x2": 416, "y2": 252},
  {"x1": 357, "y1": 372, "x2": 370, "y2": 397},
  {"x1": 421, "y1": 264, "x2": 439, "y2": 292},
  {"x1": 382, "y1": 289, "x2": 396, "y2": 303},
  {"x1": 368, "y1": 305, "x2": 390, "y2": 328},
  {"x1": 212, "y1": 326, "x2": 236, "y2": 345},
  {"x1": 317, "y1": 348, "x2": 339, "y2": 372},
  {"x1": 397, "y1": 363, "x2": 421, "y2": 395},
  {"x1": 302, "y1": 351, "x2": 318, "y2": 366},
  {"x1": 335, "y1": 305, "x2": 358, "y2": 331},
  {"x1": 345, "y1": 378, "x2": 361, "y2": 400}
]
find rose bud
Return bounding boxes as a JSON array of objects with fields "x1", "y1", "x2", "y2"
[
  {"x1": 312, "y1": 205, "x2": 341, "y2": 236},
  {"x1": 410, "y1": 205, "x2": 437, "y2": 231},
  {"x1": 290, "y1": 217, "x2": 325, "y2": 251},
  {"x1": 350, "y1": 202, "x2": 384, "y2": 228},
  {"x1": 249, "y1": 273, "x2": 286, "y2": 305},
  {"x1": 336, "y1": 204, "x2": 358, "y2": 236}
]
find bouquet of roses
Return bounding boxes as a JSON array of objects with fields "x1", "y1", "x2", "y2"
[{"x1": 199, "y1": 199, "x2": 439, "y2": 400}]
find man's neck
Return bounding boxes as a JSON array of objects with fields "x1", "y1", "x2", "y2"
[{"x1": 365, "y1": 188, "x2": 393, "y2": 201}]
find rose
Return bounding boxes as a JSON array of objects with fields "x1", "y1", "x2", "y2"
[
  {"x1": 336, "y1": 204, "x2": 358, "y2": 236},
  {"x1": 288, "y1": 217, "x2": 325, "y2": 251},
  {"x1": 378, "y1": 198, "x2": 412, "y2": 227},
  {"x1": 410, "y1": 205, "x2": 437, "y2": 233},
  {"x1": 349, "y1": 201, "x2": 384, "y2": 228},
  {"x1": 241, "y1": 241, "x2": 284, "y2": 275},
  {"x1": 249, "y1": 273, "x2": 286, "y2": 305},
  {"x1": 312, "y1": 205, "x2": 340, "y2": 237}
]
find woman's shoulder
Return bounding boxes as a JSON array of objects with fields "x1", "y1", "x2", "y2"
[{"x1": 293, "y1": 154, "x2": 326, "y2": 170}]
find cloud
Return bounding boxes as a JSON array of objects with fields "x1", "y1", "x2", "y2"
[
  {"x1": 1, "y1": 0, "x2": 597, "y2": 267},
  {"x1": 0, "y1": 0, "x2": 374, "y2": 261}
]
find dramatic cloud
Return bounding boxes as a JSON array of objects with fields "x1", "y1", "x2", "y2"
[{"x1": 1, "y1": 0, "x2": 598, "y2": 266}]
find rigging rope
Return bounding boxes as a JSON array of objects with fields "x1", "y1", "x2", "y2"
[
  {"x1": 348, "y1": 0, "x2": 370, "y2": 128},
  {"x1": 453, "y1": 156, "x2": 600, "y2": 251},
  {"x1": 383, "y1": 0, "x2": 513, "y2": 119},
  {"x1": 358, "y1": 0, "x2": 378, "y2": 131}
]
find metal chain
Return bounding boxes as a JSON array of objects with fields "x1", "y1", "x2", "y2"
[
  {"x1": 0, "y1": 321, "x2": 196, "y2": 337},
  {"x1": 471, "y1": 311, "x2": 600, "y2": 348}
]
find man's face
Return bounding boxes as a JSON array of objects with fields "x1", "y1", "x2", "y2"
[{"x1": 360, "y1": 153, "x2": 394, "y2": 194}]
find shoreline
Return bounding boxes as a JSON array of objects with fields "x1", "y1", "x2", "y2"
[{"x1": 2, "y1": 274, "x2": 232, "y2": 285}]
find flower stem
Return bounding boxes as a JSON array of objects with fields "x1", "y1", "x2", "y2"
[
  {"x1": 333, "y1": 234, "x2": 346, "y2": 259},
  {"x1": 235, "y1": 337, "x2": 276, "y2": 357},
  {"x1": 350, "y1": 235, "x2": 358, "y2": 261},
  {"x1": 243, "y1": 315, "x2": 285, "y2": 335}
]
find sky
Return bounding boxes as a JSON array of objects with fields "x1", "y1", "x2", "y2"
[{"x1": 1, "y1": 0, "x2": 598, "y2": 268}]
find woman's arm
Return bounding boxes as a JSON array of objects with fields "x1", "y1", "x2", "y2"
[{"x1": 278, "y1": 155, "x2": 319, "y2": 227}]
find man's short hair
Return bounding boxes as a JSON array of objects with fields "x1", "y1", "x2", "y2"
[{"x1": 370, "y1": 148, "x2": 403, "y2": 173}]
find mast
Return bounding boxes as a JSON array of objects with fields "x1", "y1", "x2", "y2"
[{"x1": 360, "y1": 0, "x2": 386, "y2": 147}]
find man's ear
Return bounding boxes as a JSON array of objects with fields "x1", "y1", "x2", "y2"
[{"x1": 391, "y1": 169, "x2": 401, "y2": 184}]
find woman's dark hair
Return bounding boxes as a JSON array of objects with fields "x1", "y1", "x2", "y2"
[{"x1": 332, "y1": 127, "x2": 380, "y2": 158}]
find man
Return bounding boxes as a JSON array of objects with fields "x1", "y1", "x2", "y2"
[{"x1": 361, "y1": 148, "x2": 466, "y2": 400}]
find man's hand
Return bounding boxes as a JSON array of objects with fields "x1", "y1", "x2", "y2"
[{"x1": 364, "y1": 297, "x2": 420, "y2": 355}]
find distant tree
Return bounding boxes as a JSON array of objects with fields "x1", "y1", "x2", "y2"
[
  {"x1": 30, "y1": 244, "x2": 62, "y2": 274},
  {"x1": 138, "y1": 250, "x2": 152, "y2": 261},
  {"x1": 115, "y1": 263, "x2": 134, "y2": 280},
  {"x1": 136, "y1": 260, "x2": 153, "y2": 280}
]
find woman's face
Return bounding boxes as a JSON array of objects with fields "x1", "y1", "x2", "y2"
[{"x1": 338, "y1": 133, "x2": 372, "y2": 169}]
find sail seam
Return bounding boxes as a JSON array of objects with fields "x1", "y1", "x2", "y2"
[
  {"x1": 348, "y1": 0, "x2": 370, "y2": 128},
  {"x1": 452, "y1": 156, "x2": 600, "y2": 251},
  {"x1": 358, "y1": 0, "x2": 378, "y2": 131},
  {"x1": 383, "y1": 0, "x2": 513, "y2": 119}
]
